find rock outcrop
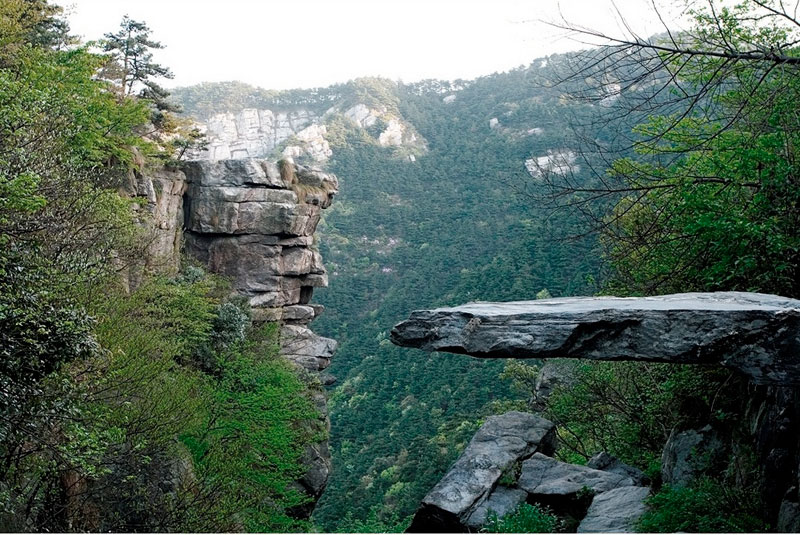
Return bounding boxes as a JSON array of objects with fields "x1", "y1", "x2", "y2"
[
  {"x1": 202, "y1": 108, "x2": 318, "y2": 161},
  {"x1": 390, "y1": 292, "x2": 800, "y2": 385},
  {"x1": 406, "y1": 411, "x2": 650, "y2": 533},
  {"x1": 181, "y1": 157, "x2": 338, "y2": 504},
  {"x1": 119, "y1": 166, "x2": 188, "y2": 290},
  {"x1": 192, "y1": 103, "x2": 426, "y2": 164},
  {"x1": 587, "y1": 452, "x2": 649, "y2": 486},
  {"x1": 119, "y1": 158, "x2": 338, "y2": 517},
  {"x1": 393, "y1": 291, "x2": 800, "y2": 531},
  {"x1": 406, "y1": 411, "x2": 556, "y2": 532},
  {"x1": 518, "y1": 453, "x2": 636, "y2": 497}
]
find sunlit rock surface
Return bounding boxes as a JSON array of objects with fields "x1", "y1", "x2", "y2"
[{"x1": 391, "y1": 292, "x2": 800, "y2": 385}]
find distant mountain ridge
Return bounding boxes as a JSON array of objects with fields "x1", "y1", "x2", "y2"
[{"x1": 171, "y1": 78, "x2": 428, "y2": 163}]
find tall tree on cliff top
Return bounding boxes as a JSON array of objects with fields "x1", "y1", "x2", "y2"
[{"x1": 101, "y1": 16, "x2": 179, "y2": 125}]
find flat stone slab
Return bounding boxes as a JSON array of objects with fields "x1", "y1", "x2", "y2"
[
  {"x1": 577, "y1": 486, "x2": 650, "y2": 533},
  {"x1": 390, "y1": 292, "x2": 800, "y2": 385},
  {"x1": 519, "y1": 453, "x2": 635, "y2": 497}
]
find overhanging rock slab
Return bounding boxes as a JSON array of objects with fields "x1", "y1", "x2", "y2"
[{"x1": 390, "y1": 292, "x2": 800, "y2": 385}]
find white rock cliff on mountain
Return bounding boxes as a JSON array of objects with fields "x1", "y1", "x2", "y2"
[{"x1": 193, "y1": 102, "x2": 426, "y2": 163}]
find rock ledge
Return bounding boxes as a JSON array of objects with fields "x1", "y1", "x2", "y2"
[{"x1": 391, "y1": 292, "x2": 800, "y2": 385}]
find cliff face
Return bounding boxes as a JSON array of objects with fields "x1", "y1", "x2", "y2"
[
  {"x1": 182, "y1": 158, "x2": 338, "y2": 505},
  {"x1": 129, "y1": 157, "x2": 338, "y2": 513},
  {"x1": 392, "y1": 293, "x2": 800, "y2": 531},
  {"x1": 192, "y1": 104, "x2": 426, "y2": 163},
  {"x1": 119, "y1": 166, "x2": 187, "y2": 290}
]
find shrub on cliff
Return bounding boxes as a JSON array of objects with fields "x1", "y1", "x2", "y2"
[
  {"x1": 482, "y1": 504, "x2": 559, "y2": 533},
  {"x1": 181, "y1": 321, "x2": 322, "y2": 532},
  {"x1": 638, "y1": 479, "x2": 767, "y2": 533}
]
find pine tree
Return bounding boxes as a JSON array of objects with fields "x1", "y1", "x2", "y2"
[{"x1": 101, "y1": 16, "x2": 178, "y2": 119}]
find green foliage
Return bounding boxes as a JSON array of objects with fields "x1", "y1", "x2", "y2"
[
  {"x1": 604, "y1": 5, "x2": 800, "y2": 297},
  {"x1": 0, "y1": 22, "x2": 152, "y2": 268},
  {"x1": 638, "y1": 479, "x2": 768, "y2": 533},
  {"x1": 0, "y1": 0, "x2": 69, "y2": 63},
  {"x1": 67, "y1": 268, "x2": 320, "y2": 531},
  {"x1": 482, "y1": 503, "x2": 559, "y2": 533},
  {"x1": 0, "y1": 1, "x2": 317, "y2": 531},
  {"x1": 181, "y1": 322, "x2": 322, "y2": 532},
  {"x1": 543, "y1": 362, "x2": 738, "y2": 469},
  {"x1": 0, "y1": 249, "x2": 102, "y2": 530},
  {"x1": 100, "y1": 16, "x2": 173, "y2": 102},
  {"x1": 334, "y1": 506, "x2": 413, "y2": 533}
]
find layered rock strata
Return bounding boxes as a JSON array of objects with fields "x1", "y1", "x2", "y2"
[
  {"x1": 120, "y1": 166, "x2": 188, "y2": 290},
  {"x1": 182, "y1": 158, "x2": 338, "y2": 502},
  {"x1": 390, "y1": 292, "x2": 800, "y2": 385}
]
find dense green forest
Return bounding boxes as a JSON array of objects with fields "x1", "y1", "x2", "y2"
[
  {"x1": 310, "y1": 73, "x2": 603, "y2": 529},
  {"x1": 174, "y1": 49, "x2": 635, "y2": 531},
  {"x1": 174, "y1": 1, "x2": 800, "y2": 531},
  {"x1": 6, "y1": 0, "x2": 800, "y2": 531},
  {"x1": 0, "y1": 2, "x2": 321, "y2": 531}
]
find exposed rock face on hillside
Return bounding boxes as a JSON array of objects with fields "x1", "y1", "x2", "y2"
[
  {"x1": 119, "y1": 166, "x2": 188, "y2": 290},
  {"x1": 192, "y1": 104, "x2": 426, "y2": 163},
  {"x1": 182, "y1": 158, "x2": 338, "y2": 504},
  {"x1": 202, "y1": 108, "x2": 318, "y2": 160},
  {"x1": 130, "y1": 158, "x2": 339, "y2": 513},
  {"x1": 390, "y1": 292, "x2": 800, "y2": 385}
]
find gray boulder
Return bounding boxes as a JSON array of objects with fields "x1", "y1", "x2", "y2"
[
  {"x1": 587, "y1": 452, "x2": 649, "y2": 486},
  {"x1": 406, "y1": 412, "x2": 556, "y2": 532},
  {"x1": 281, "y1": 324, "x2": 337, "y2": 372},
  {"x1": 661, "y1": 426, "x2": 726, "y2": 488},
  {"x1": 390, "y1": 292, "x2": 800, "y2": 385},
  {"x1": 577, "y1": 486, "x2": 650, "y2": 533},
  {"x1": 519, "y1": 453, "x2": 636, "y2": 497},
  {"x1": 464, "y1": 486, "x2": 528, "y2": 529}
]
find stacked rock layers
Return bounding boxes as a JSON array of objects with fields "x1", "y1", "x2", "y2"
[{"x1": 182, "y1": 158, "x2": 338, "y2": 375}]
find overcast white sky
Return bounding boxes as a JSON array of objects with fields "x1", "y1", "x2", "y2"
[{"x1": 56, "y1": 0, "x2": 687, "y2": 90}]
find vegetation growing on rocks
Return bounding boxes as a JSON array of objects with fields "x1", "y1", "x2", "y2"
[
  {"x1": 5, "y1": 0, "x2": 800, "y2": 531},
  {"x1": 0, "y1": 2, "x2": 321, "y2": 531}
]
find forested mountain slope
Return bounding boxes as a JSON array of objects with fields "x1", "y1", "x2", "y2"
[{"x1": 173, "y1": 58, "x2": 622, "y2": 530}]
